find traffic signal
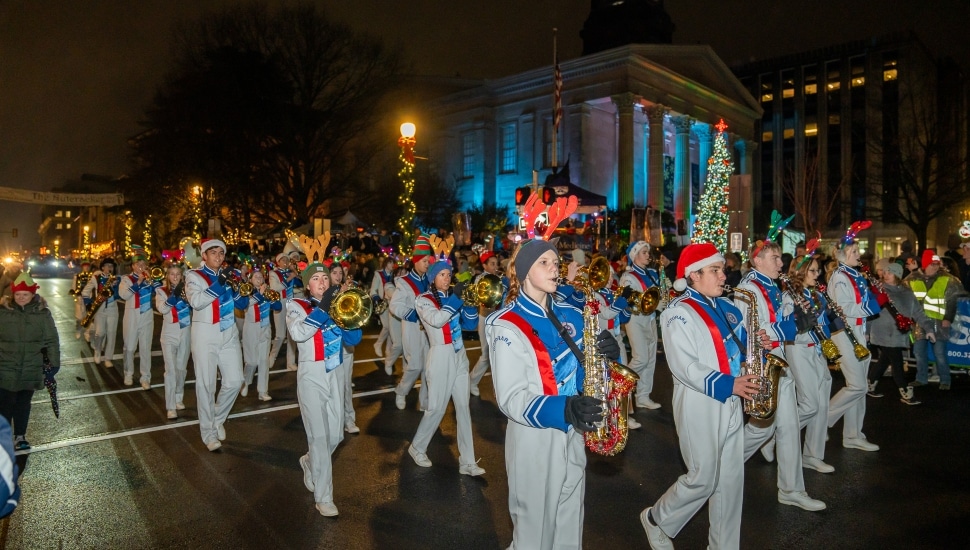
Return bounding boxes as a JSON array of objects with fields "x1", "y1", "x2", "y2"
[
  {"x1": 541, "y1": 186, "x2": 555, "y2": 204},
  {"x1": 514, "y1": 186, "x2": 531, "y2": 206},
  {"x1": 11, "y1": 228, "x2": 17, "y2": 238}
]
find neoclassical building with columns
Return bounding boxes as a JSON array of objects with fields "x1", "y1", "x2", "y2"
[{"x1": 422, "y1": 43, "x2": 762, "y2": 246}]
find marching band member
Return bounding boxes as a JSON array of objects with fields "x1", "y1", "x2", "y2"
[
  {"x1": 619, "y1": 240, "x2": 662, "y2": 410},
  {"x1": 119, "y1": 246, "x2": 161, "y2": 388},
  {"x1": 407, "y1": 258, "x2": 484, "y2": 476},
  {"x1": 827, "y1": 221, "x2": 882, "y2": 451},
  {"x1": 737, "y1": 228, "x2": 826, "y2": 512},
  {"x1": 468, "y1": 251, "x2": 508, "y2": 397},
  {"x1": 155, "y1": 265, "x2": 191, "y2": 419},
  {"x1": 71, "y1": 260, "x2": 93, "y2": 341},
  {"x1": 288, "y1": 263, "x2": 363, "y2": 517},
  {"x1": 326, "y1": 259, "x2": 360, "y2": 434},
  {"x1": 381, "y1": 266, "x2": 407, "y2": 375},
  {"x1": 268, "y1": 253, "x2": 299, "y2": 371},
  {"x1": 370, "y1": 256, "x2": 397, "y2": 358},
  {"x1": 782, "y1": 246, "x2": 836, "y2": 473},
  {"x1": 389, "y1": 235, "x2": 433, "y2": 411},
  {"x1": 239, "y1": 269, "x2": 281, "y2": 402},
  {"x1": 185, "y1": 239, "x2": 246, "y2": 452},
  {"x1": 486, "y1": 238, "x2": 619, "y2": 549},
  {"x1": 640, "y1": 243, "x2": 762, "y2": 550},
  {"x1": 82, "y1": 257, "x2": 121, "y2": 367}
]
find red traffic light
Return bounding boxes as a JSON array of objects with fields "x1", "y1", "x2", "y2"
[
  {"x1": 515, "y1": 187, "x2": 531, "y2": 206},
  {"x1": 541, "y1": 186, "x2": 555, "y2": 204}
]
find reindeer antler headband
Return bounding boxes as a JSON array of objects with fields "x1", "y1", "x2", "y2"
[
  {"x1": 751, "y1": 210, "x2": 794, "y2": 258},
  {"x1": 837, "y1": 220, "x2": 872, "y2": 249},
  {"x1": 795, "y1": 232, "x2": 822, "y2": 270}
]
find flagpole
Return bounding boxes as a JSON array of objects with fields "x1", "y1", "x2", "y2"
[{"x1": 551, "y1": 27, "x2": 559, "y2": 169}]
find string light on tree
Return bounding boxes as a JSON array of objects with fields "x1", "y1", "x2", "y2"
[
  {"x1": 143, "y1": 215, "x2": 152, "y2": 257},
  {"x1": 82, "y1": 225, "x2": 90, "y2": 256},
  {"x1": 124, "y1": 211, "x2": 133, "y2": 256},
  {"x1": 691, "y1": 119, "x2": 733, "y2": 254},
  {"x1": 396, "y1": 122, "x2": 417, "y2": 254}
]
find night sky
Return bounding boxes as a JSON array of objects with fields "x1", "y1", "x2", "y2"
[{"x1": 1, "y1": 0, "x2": 967, "y2": 250}]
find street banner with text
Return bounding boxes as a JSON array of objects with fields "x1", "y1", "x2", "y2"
[{"x1": 0, "y1": 186, "x2": 124, "y2": 206}]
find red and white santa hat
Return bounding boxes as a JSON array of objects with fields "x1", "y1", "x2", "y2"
[
  {"x1": 672, "y1": 242, "x2": 725, "y2": 292},
  {"x1": 200, "y1": 238, "x2": 226, "y2": 254}
]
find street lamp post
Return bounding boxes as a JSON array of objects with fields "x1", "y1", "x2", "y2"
[
  {"x1": 53, "y1": 238, "x2": 60, "y2": 257},
  {"x1": 396, "y1": 122, "x2": 418, "y2": 253},
  {"x1": 83, "y1": 225, "x2": 90, "y2": 256}
]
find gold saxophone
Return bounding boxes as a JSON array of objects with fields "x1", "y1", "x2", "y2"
[
  {"x1": 575, "y1": 257, "x2": 639, "y2": 455},
  {"x1": 81, "y1": 275, "x2": 116, "y2": 328},
  {"x1": 728, "y1": 286, "x2": 789, "y2": 420},
  {"x1": 819, "y1": 283, "x2": 871, "y2": 361}
]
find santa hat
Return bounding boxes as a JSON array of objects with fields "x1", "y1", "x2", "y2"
[
  {"x1": 274, "y1": 252, "x2": 288, "y2": 263},
  {"x1": 672, "y1": 243, "x2": 725, "y2": 292},
  {"x1": 427, "y1": 258, "x2": 453, "y2": 282},
  {"x1": 921, "y1": 249, "x2": 941, "y2": 270},
  {"x1": 411, "y1": 235, "x2": 434, "y2": 264},
  {"x1": 479, "y1": 251, "x2": 496, "y2": 265},
  {"x1": 11, "y1": 272, "x2": 39, "y2": 294},
  {"x1": 200, "y1": 238, "x2": 226, "y2": 254},
  {"x1": 626, "y1": 241, "x2": 650, "y2": 265}
]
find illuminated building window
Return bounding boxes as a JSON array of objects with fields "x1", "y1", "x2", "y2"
[
  {"x1": 461, "y1": 132, "x2": 476, "y2": 179},
  {"x1": 500, "y1": 123, "x2": 516, "y2": 173},
  {"x1": 760, "y1": 76, "x2": 773, "y2": 103},
  {"x1": 851, "y1": 76, "x2": 865, "y2": 87},
  {"x1": 56, "y1": 223, "x2": 62, "y2": 229},
  {"x1": 805, "y1": 83, "x2": 817, "y2": 95},
  {"x1": 829, "y1": 114, "x2": 841, "y2": 125},
  {"x1": 782, "y1": 77, "x2": 794, "y2": 99},
  {"x1": 65, "y1": 210, "x2": 71, "y2": 217},
  {"x1": 805, "y1": 123, "x2": 818, "y2": 136},
  {"x1": 761, "y1": 93, "x2": 774, "y2": 102},
  {"x1": 66, "y1": 223, "x2": 71, "y2": 229},
  {"x1": 827, "y1": 81, "x2": 841, "y2": 91},
  {"x1": 762, "y1": 130, "x2": 773, "y2": 142},
  {"x1": 56, "y1": 210, "x2": 63, "y2": 217},
  {"x1": 783, "y1": 128, "x2": 794, "y2": 140},
  {"x1": 883, "y1": 69, "x2": 898, "y2": 81}
]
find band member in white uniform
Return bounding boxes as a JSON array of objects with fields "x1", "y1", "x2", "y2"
[
  {"x1": 382, "y1": 266, "x2": 407, "y2": 375},
  {"x1": 239, "y1": 269, "x2": 281, "y2": 401},
  {"x1": 639, "y1": 243, "x2": 762, "y2": 550},
  {"x1": 327, "y1": 260, "x2": 360, "y2": 434},
  {"x1": 390, "y1": 236, "x2": 433, "y2": 411},
  {"x1": 782, "y1": 245, "x2": 836, "y2": 473},
  {"x1": 82, "y1": 257, "x2": 120, "y2": 367},
  {"x1": 737, "y1": 238, "x2": 825, "y2": 511},
  {"x1": 71, "y1": 260, "x2": 93, "y2": 341},
  {"x1": 370, "y1": 256, "x2": 396, "y2": 358},
  {"x1": 826, "y1": 221, "x2": 882, "y2": 451},
  {"x1": 468, "y1": 251, "x2": 508, "y2": 397},
  {"x1": 268, "y1": 253, "x2": 299, "y2": 371},
  {"x1": 119, "y1": 247, "x2": 161, "y2": 388},
  {"x1": 619, "y1": 241, "x2": 662, "y2": 410},
  {"x1": 407, "y1": 258, "x2": 484, "y2": 476},
  {"x1": 185, "y1": 239, "x2": 246, "y2": 452},
  {"x1": 288, "y1": 263, "x2": 363, "y2": 517},
  {"x1": 486, "y1": 238, "x2": 619, "y2": 550},
  {"x1": 155, "y1": 265, "x2": 191, "y2": 419}
]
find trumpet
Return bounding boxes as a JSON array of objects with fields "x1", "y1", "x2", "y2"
[
  {"x1": 264, "y1": 289, "x2": 281, "y2": 302},
  {"x1": 149, "y1": 267, "x2": 165, "y2": 282}
]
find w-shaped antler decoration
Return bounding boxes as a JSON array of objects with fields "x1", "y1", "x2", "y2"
[
  {"x1": 522, "y1": 193, "x2": 546, "y2": 239},
  {"x1": 428, "y1": 234, "x2": 455, "y2": 258},
  {"x1": 541, "y1": 196, "x2": 578, "y2": 240},
  {"x1": 298, "y1": 231, "x2": 331, "y2": 262}
]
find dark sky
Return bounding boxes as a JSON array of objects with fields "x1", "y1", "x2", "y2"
[{"x1": 1, "y1": 0, "x2": 967, "y2": 250}]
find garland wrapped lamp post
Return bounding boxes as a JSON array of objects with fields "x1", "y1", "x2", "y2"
[{"x1": 397, "y1": 122, "x2": 417, "y2": 255}]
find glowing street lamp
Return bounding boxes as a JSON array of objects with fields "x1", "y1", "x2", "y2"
[
  {"x1": 53, "y1": 238, "x2": 60, "y2": 257},
  {"x1": 83, "y1": 225, "x2": 90, "y2": 255},
  {"x1": 396, "y1": 122, "x2": 418, "y2": 252}
]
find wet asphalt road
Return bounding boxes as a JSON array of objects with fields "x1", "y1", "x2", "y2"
[{"x1": 2, "y1": 278, "x2": 969, "y2": 549}]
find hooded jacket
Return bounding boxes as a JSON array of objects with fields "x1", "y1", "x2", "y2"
[{"x1": 0, "y1": 295, "x2": 60, "y2": 391}]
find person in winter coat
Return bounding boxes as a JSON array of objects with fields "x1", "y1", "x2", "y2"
[
  {"x1": 867, "y1": 261, "x2": 935, "y2": 405},
  {"x1": 0, "y1": 273, "x2": 60, "y2": 451}
]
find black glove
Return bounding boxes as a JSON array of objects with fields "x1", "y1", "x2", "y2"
[
  {"x1": 173, "y1": 282, "x2": 185, "y2": 299},
  {"x1": 217, "y1": 270, "x2": 228, "y2": 287},
  {"x1": 793, "y1": 308, "x2": 816, "y2": 334},
  {"x1": 564, "y1": 395, "x2": 604, "y2": 432},
  {"x1": 452, "y1": 281, "x2": 467, "y2": 299},
  {"x1": 596, "y1": 329, "x2": 621, "y2": 362},
  {"x1": 619, "y1": 285, "x2": 635, "y2": 300},
  {"x1": 318, "y1": 285, "x2": 339, "y2": 312}
]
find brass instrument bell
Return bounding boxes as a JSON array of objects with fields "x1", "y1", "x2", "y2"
[{"x1": 330, "y1": 286, "x2": 373, "y2": 330}]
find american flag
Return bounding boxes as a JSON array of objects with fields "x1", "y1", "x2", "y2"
[{"x1": 553, "y1": 54, "x2": 562, "y2": 130}]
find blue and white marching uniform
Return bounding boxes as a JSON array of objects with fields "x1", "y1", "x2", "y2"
[
  {"x1": 155, "y1": 284, "x2": 191, "y2": 414},
  {"x1": 287, "y1": 297, "x2": 362, "y2": 509},
  {"x1": 389, "y1": 270, "x2": 430, "y2": 409},
  {"x1": 120, "y1": 273, "x2": 162, "y2": 386},
  {"x1": 826, "y1": 264, "x2": 881, "y2": 443},
  {"x1": 370, "y1": 267, "x2": 395, "y2": 357},
  {"x1": 469, "y1": 274, "x2": 509, "y2": 395},
  {"x1": 649, "y1": 288, "x2": 747, "y2": 549},
  {"x1": 81, "y1": 273, "x2": 120, "y2": 365},
  {"x1": 185, "y1": 265, "x2": 245, "y2": 448},
  {"x1": 411, "y1": 288, "x2": 479, "y2": 468},
  {"x1": 240, "y1": 290, "x2": 282, "y2": 399},
  {"x1": 619, "y1": 263, "x2": 661, "y2": 407},
  {"x1": 486, "y1": 293, "x2": 586, "y2": 549}
]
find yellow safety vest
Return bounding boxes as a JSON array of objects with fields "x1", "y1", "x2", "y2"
[{"x1": 909, "y1": 277, "x2": 949, "y2": 320}]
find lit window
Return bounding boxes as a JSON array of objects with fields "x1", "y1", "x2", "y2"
[
  {"x1": 851, "y1": 77, "x2": 865, "y2": 87},
  {"x1": 65, "y1": 210, "x2": 71, "y2": 217},
  {"x1": 883, "y1": 69, "x2": 897, "y2": 81},
  {"x1": 500, "y1": 123, "x2": 516, "y2": 173},
  {"x1": 56, "y1": 223, "x2": 62, "y2": 229},
  {"x1": 762, "y1": 131, "x2": 773, "y2": 142},
  {"x1": 805, "y1": 123, "x2": 818, "y2": 136},
  {"x1": 783, "y1": 128, "x2": 795, "y2": 140},
  {"x1": 782, "y1": 88, "x2": 794, "y2": 99},
  {"x1": 461, "y1": 133, "x2": 476, "y2": 179},
  {"x1": 827, "y1": 82, "x2": 841, "y2": 91},
  {"x1": 804, "y1": 83, "x2": 818, "y2": 95},
  {"x1": 66, "y1": 223, "x2": 71, "y2": 229},
  {"x1": 761, "y1": 93, "x2": 774, "y2": 102},
  {"x1": 56, "y1": 210, "x2": 63, "y2": 217}
]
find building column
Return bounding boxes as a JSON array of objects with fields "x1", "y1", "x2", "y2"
[
  {"x1": 580, "y1": 103, "x2": 595, "y2": 199},
  {"x1": 695, "y1": 122, "x2": 713, "y2": 191},
  {"x1": 612, "y1": 93, "x2": 639, "y2": 208},
  {"x1": 672, "y1": 115, "x2": 693, "y2": 237},
  {"x1": 646, "y1": 104, "x2": 668, "y2": 210}
]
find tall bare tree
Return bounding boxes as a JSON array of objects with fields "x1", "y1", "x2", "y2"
[{"x1": 782, "y1": 151, "x2": 844, "y2": 238}]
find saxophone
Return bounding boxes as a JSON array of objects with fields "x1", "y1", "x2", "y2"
[
  {"x1": 728, "y1": 286, "x2": 789, "y2": 420},
  {"x1": 778, "y1": 275, "x2": 842, "y2": 367},
  {"x1": 819, "y1": 283, "x2": 871, "y2": 360},
  {"x1": 575, "y1": 257, "x2": 639, "y2": 456},
  {"x1": 81, "y1": 274, "x2": 116, "y2": 328}
]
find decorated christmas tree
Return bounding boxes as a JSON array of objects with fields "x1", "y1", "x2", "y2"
[{"x1": 691, "y1": 119, "x2": 733, "y2": 254}]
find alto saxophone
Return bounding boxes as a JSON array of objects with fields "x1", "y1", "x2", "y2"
[
  {"x1": 818, "y1": 283, "x2": 871, "y2": 360},
  {"x1": 575, "y1": 257, "x2": 639, "y2": 456},
  {"x1": 778, "y1": 275, "x2": 842, "y2": 367},
  {"x1": 728, "y1": 286, "x2": 789, "y2": 420},
  {"x1": 81, "y1": 274, "x2": 116, "y2": 328}
]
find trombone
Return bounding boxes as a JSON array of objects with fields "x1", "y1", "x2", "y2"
[{"x1": 458, "y1": 274, "x2": 504, "y2": 308}]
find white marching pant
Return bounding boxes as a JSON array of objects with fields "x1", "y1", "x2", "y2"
[
  {"x1": 395, "y1": 321, "x2": 428, "y2": 408},
  {"x1": 411, "y1": 346, "x2": 475, "y2": 465},
  {"x1": 827, "y1": 329, "x2": 870, "y2": 440},
  {"x1": 93, "y1": 305, "x2": 119, "y2": 358},
  {"x1": 625, "y1": 313, "x2": 658, "y2": 402},
  {"x1": 375, "y1": 310, "x2": 390, "y2": 352},
  {"x1": 337, "y1": 349, "x2": 356, "y2": 427},
  {"x1": 122, "y1": 309, "x2": 154, "y2": 383},
  {"x1": 743, "y1": 373, "x2": 805, "y2": 492},
  {"x1": 160, "y1": 325, "x2": 190, "y2": 411},
  {"x1": 191, "y1": 323, "x2": 244, "y2": 445},
  {"x1": 243, "y1": 323, "x2": 271, "y2": 396},
  {"x1": 297, "y1": 363, "x2": 344, "y2": 505},
  {"x1": 384, "y1": 315, "x2": 404, "y2": 370},
  {"x1": 786, "y1": 343, "x2": 833, "y2": 460},
  {"x1": 469, "y1": 315, "x2": 490, "y2": 387},
  {"x1": 269, "y1": 307, "x2": 297, "y2": 367}
]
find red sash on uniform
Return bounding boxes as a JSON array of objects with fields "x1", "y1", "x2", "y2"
[
  {"x1": 295, "y1": 300, "x2": 326, "y2": 361},
  {"x1": 420, "y1": 293, "x2": 454, "y2": 344},
  {"x1": 401, "y1": 276, "x2": 420, "y2": 296},
  {"x1": 499, "y1": 310, "x2": 557, "y2": 395},
  {"x1": 195, "y1": 271, "x2": 221, "y2": 324},
  {"x1": 128, "y1": 274, "x2": 140, "y2": 309},
  {"x1": 682, "y1": 299, "x2": 732, "y2": 375},
  {"x1": 750, "y1": 281, "x2": 782, "y2": 347}
]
